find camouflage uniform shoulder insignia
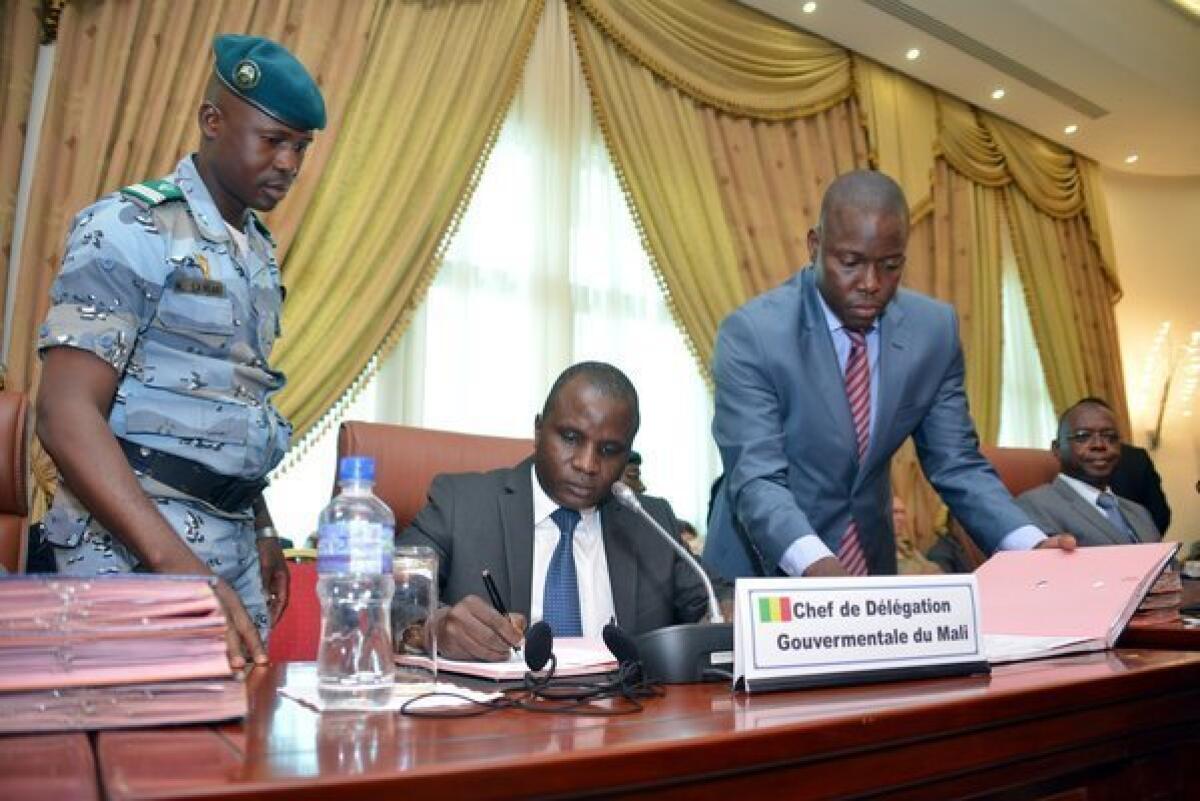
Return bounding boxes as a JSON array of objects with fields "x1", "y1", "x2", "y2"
[
  {"x1": 249, "y1": 211, "x2": 275, "y2": 246},
  {"x1": 118, "y1": 178, "x2": 185, "y2": 208}
]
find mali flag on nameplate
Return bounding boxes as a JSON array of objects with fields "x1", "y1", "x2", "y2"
[{"x1": 758, "y1": 596, "x2": 792, "y2": 623}]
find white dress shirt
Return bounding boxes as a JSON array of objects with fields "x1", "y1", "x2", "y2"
[
  {"x1": 1058, "y1": 472, "x2": 1110, "y2": 510},
  {"x1": 528, "y1": 465, "x2": 616, "y2": 639},
  {"x1": 779, "y1": 293, "x2": 1045, "y2": 576}
]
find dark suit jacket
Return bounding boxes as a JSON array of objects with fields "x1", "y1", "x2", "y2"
[
  {"x1": 707, "y1": 267, "x2": 1032, "y2": 579},
  {"x1": 396, "y1": 458, "x2": 708, "y2": 636},
  {"x1": 1109, "y1": 444, "x2": 1171, "y2": 534},
  {"x1": 1016, "y1": 475, "x2": 1160, "y2": 547}
]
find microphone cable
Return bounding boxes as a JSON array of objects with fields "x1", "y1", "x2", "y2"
[
  {"x1": 396, "y1": 664, "x2": 662, "y2": 719},
  {"x1": 399, "y1": 621, "x2": 663, "y2": 718}
]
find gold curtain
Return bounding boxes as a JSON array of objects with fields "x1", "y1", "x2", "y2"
[
  {"x1": 568, "y1": 0, "x2": 859, "y2": 372},
  {"x1": 930, "y1": 160, "x2": 1003, "y2": 442},
  {"x1": 274, "y1": 0, "x2": 544, "y2": 437},
  {"x1": 4, "y1": 0, "x2": 378, "y2": 395},
  {"x1": 933, "y1": 92, "x2": 1127, "y2": 428},
  {"x1": 1077, "y1": 155, "x2": 1121, "y2": 294},
  {"x1": 935, "y1": 94, "x2": 1007, "y2": 187},
  {"x1": 700, "y1": 97, "x2": 870, "y2": 297},
  {"x1": 575, "y1": 0, "x2": 850, "y2": 119},
  {"x1": 0, "y1": 0, "x2": 40, "y2": 366},
  {"x1": 981, "y1": 113, "x2": 1083, "y2": 219},
  {"x1": 1004, "y1": 187, "x2": 1129, "y2": 434},
  {"x1": 570, "y1": 3, "x2": 746, "y2": 376},
  {"x1": 890, "y1": 160, "x2": 1004, "y2": 547},
  {"x1": 937, "y1": 92, "x2": 1090, "y2": 219},
  {"x1": 852, "y1": 55, "x2": 937, "y2": 214},
  {"x1": 1055, "y1": 212, "x2": 1128, "y2": 425}
]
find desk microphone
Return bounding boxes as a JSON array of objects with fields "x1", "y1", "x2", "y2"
[
  {"x1": 521, "y1": 618, "x2": 650, "y2": 702},
  {"x1": 611, "y1": 482, "x2": 723, "y2": 624},
  {"x1": 611, "y1": 482, "x2": 732, "y2": 684},
  {"x1": 524, "y1": 620, "x2": 555, "y2": 673}
]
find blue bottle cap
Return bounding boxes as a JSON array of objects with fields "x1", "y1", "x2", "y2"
[{"x1": 338, "y1": 456, "x2": 375, "y2": 482}]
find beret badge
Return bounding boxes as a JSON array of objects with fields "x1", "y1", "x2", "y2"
[{"x1": 233, "y1": 59, "x2": 261, "y2": 90}]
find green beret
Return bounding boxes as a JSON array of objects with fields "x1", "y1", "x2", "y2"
[{"x1": 212, "y1": 34, "x2": 326, "y2": 131}]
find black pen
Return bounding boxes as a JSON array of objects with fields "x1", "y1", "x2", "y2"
[{"x1": 481, "y1": 569, "x2": 520, "y2": 652}]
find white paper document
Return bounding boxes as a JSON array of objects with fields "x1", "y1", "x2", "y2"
[
  {"x1": 981, "y1": 634, "x2": 1098, "y2": 664},
  {"x1": 397, "y1": 637, "x2": 618, "y2": 681}
]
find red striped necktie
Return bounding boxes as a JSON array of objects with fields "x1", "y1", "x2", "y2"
[{"x1": 837, "y1": 329, "x2": 870, "y2": 576}]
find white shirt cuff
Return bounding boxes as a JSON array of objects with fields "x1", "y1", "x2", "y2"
[
  {"x1": 779, "y1": 535, "x2": 835, "y2": 576},
  {"x1": 997, "y1": 524, "x2": 1047, "y2": 551}
]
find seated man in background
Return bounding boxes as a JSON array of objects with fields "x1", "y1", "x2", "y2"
[
  {"x1": 622, "y1": 450, "x2": 646, "y2": 494},
  {"x1": 677, "y1": 520, "x2": 703, "y2": 557},
  {"x1": 892, "y1": 495, "x2": 942, "y2": 575},
  {"x1": 1016, "y1": 399, "x2": 1161, "y2": 546},
  {"x1": 397, "y1": 361, "x2": 709, "y2": 661},
  {"x1": 925, "y1": 519, "x2": 986, "y2": 574}
]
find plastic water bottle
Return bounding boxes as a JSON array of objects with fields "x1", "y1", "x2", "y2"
[{"x1": 317, "y1": 456, "x2": 395, "y2": 709}]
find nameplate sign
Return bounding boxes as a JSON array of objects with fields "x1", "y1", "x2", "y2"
[{"x1": 733, "y1": 575, "x2": 988, "y2": 693}]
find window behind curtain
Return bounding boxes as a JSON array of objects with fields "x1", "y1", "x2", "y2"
[
  {"x1": 265, "y1": 1, "x2": 720, "y2": 541},
  {"x1": 997, "y1": 210, "x2": 1057, "y2": 447}
]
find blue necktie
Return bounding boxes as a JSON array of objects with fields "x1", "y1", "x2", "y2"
[
  {"x1": 1095, "y1": 492, "x2": 1138, "y2": 543},
  {"x1": 543, "y1": 507, "x2": 583, "y2": 637}
]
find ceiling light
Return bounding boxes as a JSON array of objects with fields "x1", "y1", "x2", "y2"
[
  {"x1": 1167, "y1": 0, "x2": 1200, "y2": 21},
  {"x1": 905, "y1": 48, "x2": 921, "y2": 61},
  {"x1": 1063, "y1": 124, "x2": 1079, "y2": 135},
  {"x1": 991, "y1": 88, "x2": 1006, "y2": 100},
  {"x1": 1125, "y1": 154, "x2": 1139, "y2": 164},
  {"x1": 802, "y1": 1, "x2": 817, "y2": 12}
]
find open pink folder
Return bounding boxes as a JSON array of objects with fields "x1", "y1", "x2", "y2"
[
  {"x1": 977, "y1": 542, "x2": 1178, "y2": 663},
  {"x1": 0, "y1": 575, "x2": 245, "y2": 731}
]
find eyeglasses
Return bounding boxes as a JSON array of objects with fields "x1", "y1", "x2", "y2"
[{"x1": 1066, "y1": 429, "x2": 1120, "y2": 446}]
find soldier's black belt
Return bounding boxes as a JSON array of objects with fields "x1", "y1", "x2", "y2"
[{"x1": 118, "y1": 438, "x2": 267, "y2": 514}]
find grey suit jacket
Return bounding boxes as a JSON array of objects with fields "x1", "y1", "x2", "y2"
[
  {"x1": 1016, "y1": 476, "x2": 1160, "y2": 546},
  {"x1": 396, "y1": 458, "x2": 709, "y2": 636},
  {"x1": 706, "y1": 267, "x2": 1033, "y2": 579}
]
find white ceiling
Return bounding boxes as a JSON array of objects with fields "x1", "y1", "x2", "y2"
[{"x1": 741, "y1": 0, "x2": 1200, "y2": 177}]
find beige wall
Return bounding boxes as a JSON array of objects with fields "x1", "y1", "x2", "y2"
[{"x1": 1101, "y1": 168, "x2": 1200, "y2": 554}]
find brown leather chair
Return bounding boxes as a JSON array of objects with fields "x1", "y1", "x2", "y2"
[
  {"x1": 938, "y1": 446, "x2": 1060, "y2": 573},
  {"x1": 268, "y1": 422, "x2": 533, "y2": 662},
  {"x1": 980, "y1": 445, "x2": 1059, "y2": 498},
  {"x1": 334, "y1": 421, "x2": 533, "y2": 530},
  {"x1": 0, "y1": 391, "x2": 32, "y2": 573}
]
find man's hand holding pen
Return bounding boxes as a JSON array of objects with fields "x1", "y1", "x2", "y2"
[{"x1": 430, "y1": 572, "x2": 527, "y2": 662}]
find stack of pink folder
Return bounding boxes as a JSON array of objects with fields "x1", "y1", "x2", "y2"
[{"x1": 0, "y1": 575, "x2": 245, "y2": 732}]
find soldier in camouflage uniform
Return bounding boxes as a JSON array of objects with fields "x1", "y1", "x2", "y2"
[{"x1": 36, "y1": 35, "x2": 325, "y2": 668}]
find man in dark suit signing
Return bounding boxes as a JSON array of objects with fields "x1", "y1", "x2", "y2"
[
  {"x1": 706, "y1": 170, "x2": 1075, "y2": 580},
  {"x1": 1016, "y1": 399, "x2": 1161, "y2": 546},
  {"x1": 398, "y1": 361, "x2": 707, "y2": 661}
]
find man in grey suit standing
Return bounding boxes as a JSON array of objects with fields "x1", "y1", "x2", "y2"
[
  {"x1": 706, "y1": 170, "x2": 1075, "y2": 579},
  {"x1": 1016, "y1": 399, "x2": 1160, "y2": 545},
  {"x1": 398, "y1": 362, "x2": 708, "y2": 661}
]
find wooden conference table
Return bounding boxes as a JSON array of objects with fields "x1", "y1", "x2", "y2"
[{"x1": 62, "y1": 646, "x2": 1199, "y2": 800}]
